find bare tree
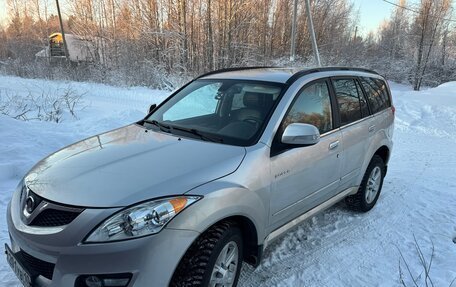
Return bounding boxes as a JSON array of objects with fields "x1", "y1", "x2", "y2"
[
  {"x1": 0, "y1": 0, "x2": 454, "y2": 89},
  {"x1": 412, "y1": 0, "x2": 452, "y2": 90}
]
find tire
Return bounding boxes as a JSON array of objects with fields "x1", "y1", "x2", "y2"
[
  {"x1": 345, "y1": 155, "x2": 385, "y2": 212},
  {"x1": 170, "y1": 220, "x2": 243, "y2": 287}
]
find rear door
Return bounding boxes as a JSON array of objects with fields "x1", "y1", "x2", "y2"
[
  {"x1": 269, "y1": 79, "x2": 342, "y2": 229},
  {"x1": 331, "y1": 77, "x2": 374, "y2": 190}
]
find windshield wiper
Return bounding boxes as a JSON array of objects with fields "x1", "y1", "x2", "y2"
[
  {"x1": 143, "y1": 120, "x2": 171, "y2": 133},
  {"x1": 143, "y1": 120, "x2": 223, "y2": 143},
  {"x1": 171, "y1": 126, "x2": 224, "y2": 143}
]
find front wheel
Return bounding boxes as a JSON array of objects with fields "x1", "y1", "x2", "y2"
[
  {"x1": 170, "y1": 220, "x2": 243, "y2": 287},
  {"x1": 345, "y1": 155, "x2": 385, "y2": 212}
]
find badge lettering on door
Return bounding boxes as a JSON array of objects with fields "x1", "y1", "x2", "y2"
[{"x1": 275, "y1": 170, "x2": 290, "y2": 179}]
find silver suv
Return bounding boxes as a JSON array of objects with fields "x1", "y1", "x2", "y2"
[{"x1": 6, "y1": 67, "x2": 394, "y2": 287}]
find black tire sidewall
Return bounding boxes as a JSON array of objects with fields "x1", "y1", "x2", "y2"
[
  {"x1": 201, "y1": 226, "x2": 244, "y2": 287},
  {"x1": 360, "y1": 156, "x2": 385, "y2": 211}
]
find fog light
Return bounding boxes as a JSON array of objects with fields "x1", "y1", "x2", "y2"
[
  {"x1": 76, "y1": 273, "x2": 132, "y2": 287},
  {"x1": 85, "y1": 276, "x2": 103, "y2": 287}
]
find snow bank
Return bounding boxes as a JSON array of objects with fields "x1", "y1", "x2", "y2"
[{"x1": 394, "y1": 81, "x2": 456, "y2": 141}]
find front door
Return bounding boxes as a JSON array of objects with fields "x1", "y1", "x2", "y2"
[{"x1": 269, "y1": 80, "x2": 342, "y2": 229}]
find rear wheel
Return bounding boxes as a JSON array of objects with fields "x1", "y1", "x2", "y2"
[
  {"x1": 170, "y1": 220, "x2": 243, "y2": 287},
  {"x1": 345, "y1": 155, "x2": 385, "y2": 212}
]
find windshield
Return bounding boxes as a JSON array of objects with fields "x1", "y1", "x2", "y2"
[{"x1": 145, "y1": 79, "x2": 284, "y2": 146}]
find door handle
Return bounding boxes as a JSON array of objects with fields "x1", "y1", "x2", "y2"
[
  {"x1": 368, "y1": 125, "x2": 376, "y2": 132},
  {"x1": 329, "y1": 140, "x2": 340, "y2": 150}
]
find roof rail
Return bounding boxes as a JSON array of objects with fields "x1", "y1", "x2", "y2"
[
  {"x1": 196, "y1": 66, "x2": 278, "y2": 79},
  {"x1": 286, "y1": 66, "x2": 379, "y2": 84}
]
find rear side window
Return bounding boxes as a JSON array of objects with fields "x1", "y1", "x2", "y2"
[
  {"x1": 333, "y1": 79, "x2": 364, "y2": 126},
  {"x1": 283, "y1": 81, "x2": 333, "y2": 134},
  {"x1": 360, "y1": 77, "x2": 391, "y2": 114}
]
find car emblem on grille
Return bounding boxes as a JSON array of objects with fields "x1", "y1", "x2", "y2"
[
  {"x1": 20, "y1": 186, "x2": 43, "y2": 223},
  {"x1": 19, "y1": 185, "x2": 84, "y2": 227},
  {"x1": 25, "y1": 196, "x2": 36, "y2": 214}
]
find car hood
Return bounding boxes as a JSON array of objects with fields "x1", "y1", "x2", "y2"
[{"x1": 24, "y1": 124, "x2": 246, "y2": 207}]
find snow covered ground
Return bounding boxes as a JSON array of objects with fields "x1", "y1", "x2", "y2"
[{"x1": 1, "y1": 76, "x2": 455, "y2": 286}]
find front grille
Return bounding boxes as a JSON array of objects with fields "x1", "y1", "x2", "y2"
[
  {"x1": 18, "y1": 250, "x2": 55, "y2": 280},
  {"x1": 30, "y1": 208, "x2": 82, "y2": 227}
]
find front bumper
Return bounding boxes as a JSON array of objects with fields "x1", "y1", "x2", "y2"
[{"x1": 6, "y1": 189, "x2": 200, "y2": 287}]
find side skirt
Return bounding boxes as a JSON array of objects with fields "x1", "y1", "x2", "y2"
[{"x1": 262, "y1": 186, "x2": 358, "y2": 250}]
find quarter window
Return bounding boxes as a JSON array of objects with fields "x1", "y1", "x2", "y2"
[
  {"x1": 283, "y1": 81, "x2": 333, "y2": 134},
  {"x1": 360, "y1": 77, "x2": 391, "y2": 114},
  {"x1": 333, "y1": 79, "x2": 364, "y2": 125}
]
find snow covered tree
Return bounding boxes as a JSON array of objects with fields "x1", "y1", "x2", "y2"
[{"x1": 412, "y1": 0, "x2": 452, "y2": 90}]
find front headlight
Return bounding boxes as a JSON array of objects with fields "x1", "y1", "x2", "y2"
[{"x1": 84, "y1": 196, "x2": 201, "y2": 243}]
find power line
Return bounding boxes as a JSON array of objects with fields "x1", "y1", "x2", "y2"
[{"x1": 380, "y1": 0, "x2": 456, "y2": 23}]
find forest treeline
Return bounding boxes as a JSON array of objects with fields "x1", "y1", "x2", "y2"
[{"x1": 0, "y1": 0, "x2": 454, "y2": 90}]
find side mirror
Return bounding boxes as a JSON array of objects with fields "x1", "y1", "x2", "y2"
[
  {"x1": 148, "y1": 104, "x2": 157, "y2": 114},
  {"x1": 281, "y1": 123, "x2": 320, "y2": 145}
]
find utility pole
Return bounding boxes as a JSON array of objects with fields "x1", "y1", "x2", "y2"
[
  {"x1": 353, "y1": 26, "x2": 358, "y2": 43},
  {"x1": 55, "y1": 0, "x2": 69, "y2": 61},
  {"x1": 290, "y1": 0, "x2": 298, "y2": 62},
  {"x1": 305, "y1": 0, "x2": 321, "y2": 66}
]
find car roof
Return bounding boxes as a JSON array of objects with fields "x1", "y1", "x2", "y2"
[{"x1": 199, "y1": 66, "x2": 381, "y2": 84}]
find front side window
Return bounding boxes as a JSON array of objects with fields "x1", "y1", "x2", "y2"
[
  {"x1": 333, "y1": 79, "x2": 363, "y2": 126},
  {"x1": 146, "y1": 80, "x2": 283, "y2": 146},
  {"x1": 282, "y1": 81, "x2": 333, "y2": 134}
]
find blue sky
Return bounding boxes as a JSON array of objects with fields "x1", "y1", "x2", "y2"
[
  {"x1": 353, "y1": 0, "x2": 456, "y2": 35},
  {"x1": 352, "y1": 0, "x2": 397, "y2": 35}
]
